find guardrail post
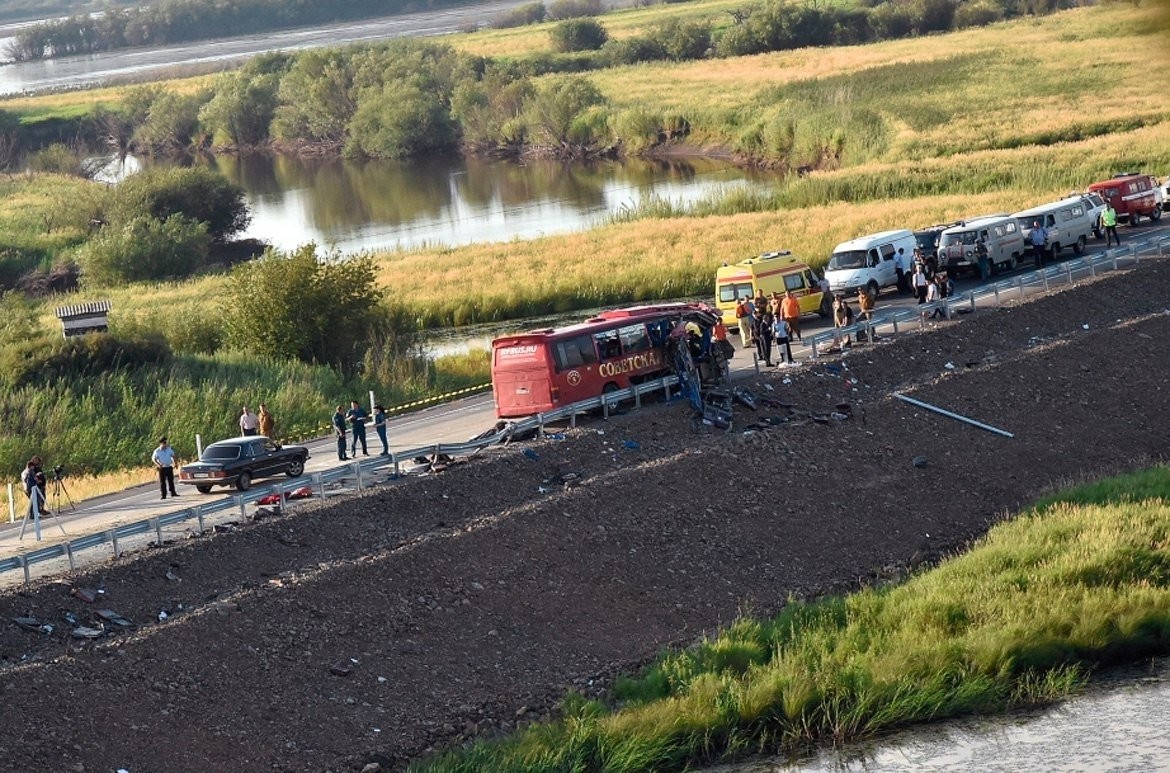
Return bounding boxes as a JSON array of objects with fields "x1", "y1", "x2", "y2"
[
  {"x1": 1042, "y1": 269, "x2": 1050, "y2": 291},
  {"x1": 153, "y1": 518, "x2": 163, "y2": 545},
  {"x1": 20, "y1": 555, "x2": 29, "y2": 587},
  {"x1": 811, "y1": 339, "x2": 820, "y2": 358},
  {"x1": 108, "y1": 529, "x2": 119, "y2": 558},
  {"x1": 752, "y1": 353, "x2": 760, "y2": 374},
  {"x1": 274, "y1": 482, "x2": 284, "y2": 508},
  {"x1": 602, "y1": 396, "x2": 611, "y2": 420},
  {"x1": 6, "y1": 482, "x2": 13, "y2": 523},
  {"x1": 1132, "y1": 243, "x2": 1139, "y2": 264},
  {"x1": 353, "y1": 461, "x2": 364, "y2": 491},
  {"x1": 314, "y1": 471, "x2": 325, "y2": 499},
  {"x1": 993, "y1": 284, "x2": 1001, "y2": 306},
  {"x1": 570, "y1": 410, "x2": 578, "y2": 429},
  {"x1": 64, "y1": 542, "x2": 75, "y2": 571},
  {"x1": 537, "y1": 416, "x2": 545, "y2": 438},
  {"x1": 1016, "y1": 275, "x2": 1025, "y2": 298},
  {"x1": 194, "y1": 507, "x2": 204, "y2": 532},
  {"x1": 634, "y1": 386, "x2": 642, "y2": 410},
  {"x1": 1064, "y1": 262, "x2": 1073, "y2": 284},
  {"x1": 891, "y1": 317, "x2": 899, "y2": 336},
  {"x1": 390, "y1": 453, "x2": 400, "y2": 477},
  {"x1": 1110, "y1": 249, "x2": 1119, "y2": 270},
  {"x1": 236, "y1": 494, "x2": 246, "y2": 520},
  {"x1": 1088, "y1": 257, "x2": 1096, "y2": 277}
]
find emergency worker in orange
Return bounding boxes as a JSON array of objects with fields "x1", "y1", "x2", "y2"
[{"x1": 780, "y1": 290, "x2": 803, "y2": 343}]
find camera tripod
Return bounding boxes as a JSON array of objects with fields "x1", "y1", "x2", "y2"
[
  {"x1": 18, "y1": 483, "x2": 67, "y2": 542},
  {"x1": 51, "y1": 473, "x2": 76, "y2": 513}
]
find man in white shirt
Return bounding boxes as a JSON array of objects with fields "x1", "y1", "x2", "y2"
[
  {"x1": 239, "y1": 406, "x2": 260, "y2": 436},
  {"x1": 152, "y1": 437, "x2": 180, "y2": 500}
]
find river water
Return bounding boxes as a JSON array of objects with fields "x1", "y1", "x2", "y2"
[
  {"x1": 98, "y1": 153, "x2": 768, "y2": 253},
  {"x1": 709, "y1": 658, "x2": 1170, "y2": 772}
]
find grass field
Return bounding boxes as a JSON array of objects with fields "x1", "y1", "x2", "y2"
[{"x1": 416, "y1": 466, "x2": 1170, "y2": 772}]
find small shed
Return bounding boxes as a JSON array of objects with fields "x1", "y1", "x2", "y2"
[{"x1": 54, "y1": 300, "x2": 111, "y2": 338}]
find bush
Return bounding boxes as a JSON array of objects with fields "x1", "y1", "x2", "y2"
[
  {"x1": 106, "y1": 165, "x2": 250, "y2": 242},
  {"x1": 492, "y1": 1, "x2": 546, "y2": 28},
  {"x1": 27, "y1": 144, "x2": 92, "y2": 177},
  {"x1": 132, "y1": 89, "x2": 208, "y2": 155},
  {"x1": 345, "y1": 82, "x2": 457, "y2": 159},
  {"x1": 600, "y1": 36, "x2": 667, "y2": 65},
  {"x1": 651, "y1": 18, "x2": 712, "y2": 60},
  {"x1": 0, "y1": 331, "x2": 171, "y2": 389},
  {"x1": 77, "y1": 215, "x2": 210, "y2": 285},
  {"x1": 547, "y1": 0, "x2": 603, "y2": 20},
  {"x1": 869, "y1": 2, "x2": 916, "y2": 38},
  {"x1": 549, "y1": 18, "x2": 609, "y2": 52},
  {"x1": 610, "y1": 107, "x2": 665, "y2": 153},
  {"x1": 954, "y1": 0, "x2": 1003, "y2": 27}
]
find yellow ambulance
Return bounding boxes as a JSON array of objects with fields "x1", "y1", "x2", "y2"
[{"x1": 714, "y1": 251, "x2": 832, "y2": 323}]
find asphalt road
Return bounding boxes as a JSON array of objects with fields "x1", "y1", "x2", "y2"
[{"x1": 2, "y1": 220, "x2": 1167, "y2": 579}]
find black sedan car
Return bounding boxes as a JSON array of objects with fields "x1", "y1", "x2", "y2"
[{"x1": 179, "y1": 436, "x2": 309, "y2": 493}]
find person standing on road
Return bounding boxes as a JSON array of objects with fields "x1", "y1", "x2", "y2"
[
  {"x1": 346, "y1": 400, "x2": 369, "y2": 457},
  {"x1": 856, "y1": 288, "x2": 875, "y2": 341},
  {"x1": 975, "y1": 237, "x2": 991, "y2": 281},
  {"x1": 735, "y1": 295, "x2": 753, "y2": 347},
  {"x1": 21, "y1": 457, "x2": 50, "y2": 516},
  {"x1": 1102, "y1": 202, "x2": 1121, "y2": 247},
  {"x1": 912, "y1": 265, "x2": 929, "y2": 304},
  {"x1": 771, "y1": 314, "x2": 793, "y2": 364},
  {"x1": 925, "y1": 277, "x2": 947, "y2": 320},
  {"x1": 332, "y1": 405, "x2": 348, "y2": 461},
  {"x1": 151, "y1": 437, "x2": 180, "y2": 500},
  {"x1": 781, "y1": 290, "x2": 802, "y2": 343},
  {"x1": 752, "y1": 308, "x2": 775, "y2": 367},
  {"x1": 257, "y1": 404, "x2": 275, "y2": 438},
  {"x1": 372, "y1": 404, "x2": 389, "y2": 456},
  {"x1": 1030, "y1": 220, "x2": 1048, "y2": 268},
  {"x1": 833, "y1": 296, "x2": 853, "y2": 349},
  {"x1": 239, "y1": 405, "x2": 259, "y2": 436},
  {"x1": 894, "y1": 248, "x2": 908, "y2": 294}
]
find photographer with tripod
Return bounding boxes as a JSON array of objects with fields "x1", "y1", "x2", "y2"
[{"x1": 20, "y1": 456, "x2": 50, "y2": 516}]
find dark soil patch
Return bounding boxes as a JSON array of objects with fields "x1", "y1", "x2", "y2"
[{"x1": 2, "y1": 259, "x2": 1169, "y2": 772}]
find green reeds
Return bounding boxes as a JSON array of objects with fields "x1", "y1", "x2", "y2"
[{"x1": 416, "y1": 467, "x2": 1170, "y2": 772}]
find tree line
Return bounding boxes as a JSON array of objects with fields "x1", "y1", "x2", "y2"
[{"x1": 4, "y1": 0, "x2": 477, "y2": 61}]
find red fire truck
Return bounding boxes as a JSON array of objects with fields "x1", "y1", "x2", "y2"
[
  {"x1": 491, "y1": 302, "x2": 713, "y2": 418},
  {"x1": 1087, "y1": 173, "x2": 1163, "y2": 225}
]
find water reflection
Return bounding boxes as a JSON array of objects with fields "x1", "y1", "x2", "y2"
[
  {"x1": 101, "y1": 153, "x2": 769, "y2": 253},
  {"x1": 712, "y1": 659, "x2": 1170, "y2": 772}
]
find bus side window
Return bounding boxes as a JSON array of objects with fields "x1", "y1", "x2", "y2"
[
  {"x1": 553, "y1": 334, "x2": 596, "y2": 371},
  {"x1": 594, "y1": 330, "x2": 621, "y2": 360},
  {"x1": 618, "y1": 323, "x2": 650, "y2": 353}
]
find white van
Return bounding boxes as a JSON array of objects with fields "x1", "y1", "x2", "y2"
[
  {"x1": 1012, "y1": 195, "x2": 1097, "y2": 258},
  {"x1": 825, "y1": 229, "x2": 916, "y2": 297},
  {"x1": 938, "y1": 215, "x2": 1025, "y2": 275}
]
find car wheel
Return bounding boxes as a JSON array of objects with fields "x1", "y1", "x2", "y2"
[
  {"x1": 235, "y1": 472, "x2": 252, "y2": 492},
  {"x1": 1073, "y1": 236, "x2": 1086, "y2": 255},
  {"x1": 286, "y1": 458, "x2": 305, "y2": 477},
  {"x1": 195, "y1": 485, "x2": 212, "y2": 494}
]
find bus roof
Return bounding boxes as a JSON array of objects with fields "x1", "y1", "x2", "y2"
[{"x1": 492, "y1": 302, "x2": 715, "y2": 347}]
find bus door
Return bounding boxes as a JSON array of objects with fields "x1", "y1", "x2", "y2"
[{"x1": 550, "y1": 332, "x2": 599, "y2": 404}]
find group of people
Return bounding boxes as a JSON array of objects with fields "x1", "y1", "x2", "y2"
[
  {"x1": 735, "y1": 290, "x2": 810, "y2": 366},
  {"x1": 238, "y1": 404, "x2": 275, "y2": 437},
  {"x1": 332, "y1": 401, "x2": 390, "y2": 461}
]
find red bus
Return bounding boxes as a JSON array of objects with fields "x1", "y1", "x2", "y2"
[
  {"x1": 1088, "y1": 173, "x2": 1163, "y2": 225},
  {"x1": 491, "y1": 302, "x2": 712, "y2": 418}
]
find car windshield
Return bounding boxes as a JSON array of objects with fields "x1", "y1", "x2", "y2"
[
  {"x1": 202, "y1": 445, "x2": 241, "y2": 461},
  {"x1": 941, "y1": 231, "x2": 977, "y2": 247},
  {"x1": 828, "y1": 250, "x2": 867, "y2": 270}
]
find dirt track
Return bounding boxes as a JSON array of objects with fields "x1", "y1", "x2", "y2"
[{"x1": 2, "y1": 258, "x2": 1169, "y2": 772}]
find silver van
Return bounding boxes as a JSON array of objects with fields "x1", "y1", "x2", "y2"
[
  {"x1": 938, "y1": 216, "x2": 1025, "y2": 275},
  {"x1": 1012, "y1": 195, "x2": 1097, "y2": 258}
]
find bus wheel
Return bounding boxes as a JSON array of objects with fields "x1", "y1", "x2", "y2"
[
  {"x1": 1151, "y1": 208, "x2": 1163, "y2": 222},
  {"x1": 866, "y1": 280, "x2": 879, "y2": 299}
]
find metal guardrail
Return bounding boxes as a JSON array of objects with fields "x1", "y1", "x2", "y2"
[
  {"x1": 805, "y1": 237, "x2": 1169, "y2": 356},
  {"x1": 0, "y1": 374, "x2": 682, "y2": 585}
]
